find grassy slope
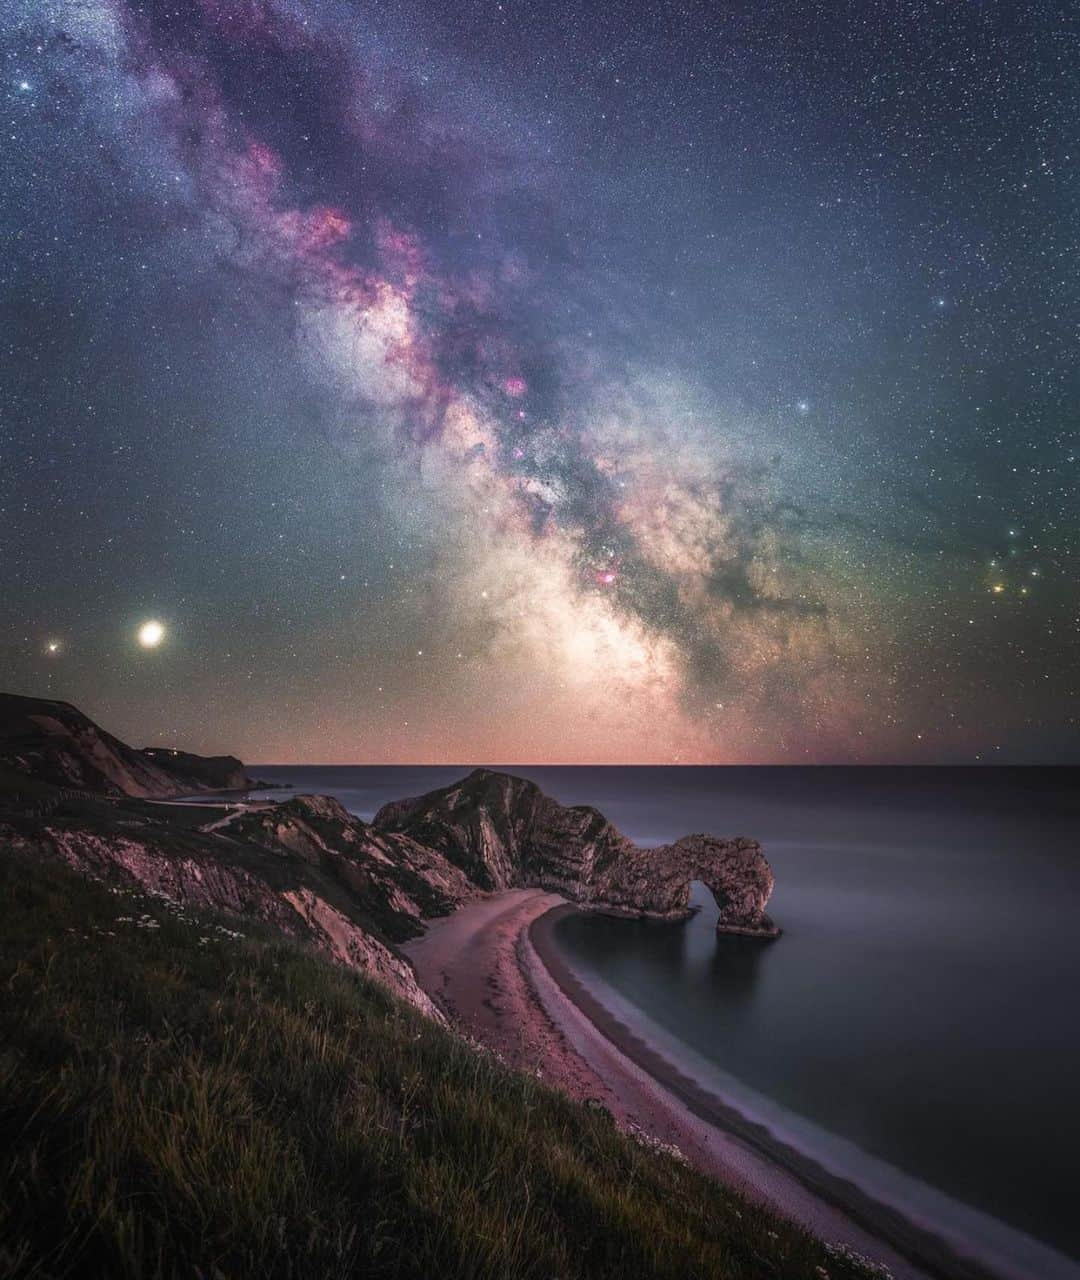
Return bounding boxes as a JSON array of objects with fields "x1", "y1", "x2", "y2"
[{"x1": 0, "y1": 855, "x2": 867, "y2": 1280}]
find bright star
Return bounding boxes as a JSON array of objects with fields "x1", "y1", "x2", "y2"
[{"x1": 137, "y1": 620, "x2": 166, "y2": 648}]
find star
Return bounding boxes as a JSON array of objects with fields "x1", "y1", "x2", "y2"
[{"x1": 137, "y1": 620, "x2": 166, "y2": 648}]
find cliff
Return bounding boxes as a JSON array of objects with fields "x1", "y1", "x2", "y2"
[
  {"x1": 0, "y1": 697, "x2": 778, "y2": 1024},
  {"x1": 140, "y1": 747, "x2": 253, "y2": 792},
  {"x1": 0, "y1": 694, "x2": 255, "y2": 798},
  {"x1": 376, "y1": 768, "x2": 779, "y2": 937},
  {"x1": 226, "y1": 793, "x2": 475, "y2": 941},
  {"x1": 1, "y1": 801, "x2": 443, "y2": 1022}
]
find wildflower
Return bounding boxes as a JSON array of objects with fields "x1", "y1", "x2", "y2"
[{"x1": 824, "y1": 1243, "x2": 893, "y2": 1279}]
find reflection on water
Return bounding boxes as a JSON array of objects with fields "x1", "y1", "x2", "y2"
[
  {"x1": 708, "y1": 931, "x2": 768, "y2": 1004},
  {"x1": 622, "y1": 901, "x2": 770, "y2": 1007}
]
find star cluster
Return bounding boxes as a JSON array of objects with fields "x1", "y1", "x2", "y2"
[{"x1": 0, "y1": 0, "x2": 1076, "y2": 762}]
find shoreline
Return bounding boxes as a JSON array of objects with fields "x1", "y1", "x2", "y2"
[
  {"x1": 405, "y1": 889, "x2": 1053, "y2": 1280},
  {"x1": 529, "y1": 904, "x2": 1008, "y2": 1280},
  {"x1": 405, "y1": 890, "x2": 932, "y2": 1280}
]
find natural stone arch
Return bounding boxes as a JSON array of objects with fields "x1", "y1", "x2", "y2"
[{"x1": 376, "y1": 769, "x2": 780, "y2": 938}]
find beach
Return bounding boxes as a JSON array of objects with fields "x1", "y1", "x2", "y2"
[{"x1": 405, "y1": 889, "x2": 1003, "y2": 1280}]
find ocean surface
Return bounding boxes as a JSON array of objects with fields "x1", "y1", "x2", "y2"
[{"x1": 240, "y1": 765, "x2": 1080, "y2": 1276}]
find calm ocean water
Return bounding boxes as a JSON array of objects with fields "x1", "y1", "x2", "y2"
[{"x1": 242, "y1": 765, "x2": 1080, "y2": 1273}]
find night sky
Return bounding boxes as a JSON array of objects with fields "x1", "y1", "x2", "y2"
[{"x1": 1, "y1": 0, "x2": 1077, "y2": 763}]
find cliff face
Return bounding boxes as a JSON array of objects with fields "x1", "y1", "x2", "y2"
[
  {"x1": 0, "y1": 694, "x2": 254, "y2": 798},
  {"x1": 373, "y1": 769, "x2": 626, "y2": 892},
  {"x1": 376, "y1": 768, "x2": 778, "y2": 937},
  {"x1": 6, "y1": 823, "x2": 442, "y2": 1022},
  {"x1": 0, "y1": 798, "x2": 445, "y2": 1022},
  {"x1": 226, "y1": 794, "x2": 475, "y2": 941}
]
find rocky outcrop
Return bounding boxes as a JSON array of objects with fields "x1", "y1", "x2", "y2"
[
  {"x1": 0, "y1": 694, "x2": 255, "y2": 798},
  {"x1": 571, "y1": 832, "x2": 778, "y2": 935},
  {"x1": 227, "y1": 794, "x2": 475, "y2": 941},
  {"x1": 376, "y1": 769, "x2": 778, "y2": 937},
  {"x1": 280, "y1": 887, "x2": 440, "y2": 1019},
  {"x1": 1, "y1": 815, "x2": 444, "y2": 1022}
]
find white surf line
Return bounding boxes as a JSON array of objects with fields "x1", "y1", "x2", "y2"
[{"x1": 528, "y1": 917, "x2": 1080, "y2": 1280}]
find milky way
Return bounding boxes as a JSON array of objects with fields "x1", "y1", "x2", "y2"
[{"x1": 1, "y1": 0, "x2": 1077, "y2": 762}]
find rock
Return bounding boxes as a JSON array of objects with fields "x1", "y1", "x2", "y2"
[
  {"x1": 227, "y1": 794, "x2": 475, "y2": 941},
  {"x1": 278, "y1": 887, "x2": 442, "y2": 1021},
  {"x1": 0, "y1": 818, "x2": 444, "y2": 1023},
  {"x1": 375, "y1": 768, "x2": 779, "y2": 937}
]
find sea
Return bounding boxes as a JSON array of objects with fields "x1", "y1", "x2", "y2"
[{"x1": 231, "y1": 765, "x2": 1080, "y2": 1278}]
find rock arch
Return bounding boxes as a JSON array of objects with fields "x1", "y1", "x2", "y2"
[{"x1": 376, "y1": 769, "x2": 780, "y2": 938}]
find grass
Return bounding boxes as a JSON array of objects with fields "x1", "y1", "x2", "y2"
[{"x1": 0, "y1": 853, "x2": 873, "y2": 1280}]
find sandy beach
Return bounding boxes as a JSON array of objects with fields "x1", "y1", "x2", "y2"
[{"x1": 404, "y1": 890, "x2": 1009, "y2": 1280}]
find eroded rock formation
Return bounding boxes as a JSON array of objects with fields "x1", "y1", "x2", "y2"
[
  {"x1": 376, "y1": 768, "x2": 779, "y2": 937},
  {"x1": 227, "y1": 794, "x2": 475, "y2": 940},
  {"x1": 2, "y1": 808, "x2": 445, "y2": 1022}
]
